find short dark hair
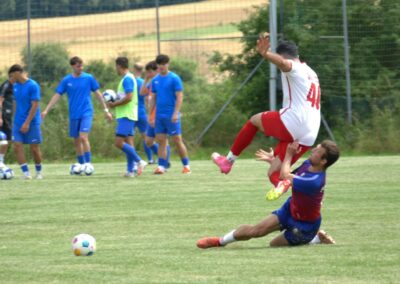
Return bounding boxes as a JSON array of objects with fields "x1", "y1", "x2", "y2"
[
  {"x1": 156, "y1": 54, "x2": 170, "y2": 65},
  {"x1": 276, "y1": 41, "x2": 298, "y2": 59},
  {"x1": 145, "y1": 60, "x2": 158, "y2": 71},
  {"x1": 116, "y1": 57, "x2": 129, "y2": 69},
  {"x1": 133, "y1": 63, "x2": 143, "y2": 72},
  {"x1": 70, "y1": 56, "x2": 83, "y2": 66},
  {"x1": 321, "y1": 140, "x2": 340, "y2": 169},
  {"x1": 8, "y1": 64, "x2": 23, "y2": 74}
]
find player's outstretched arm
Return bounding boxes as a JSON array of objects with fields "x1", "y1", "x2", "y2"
[
  {"x1": 280, "y1": 142, "x2": 302, "y2": 181},
  {"x1": 41, "y1": 93, "x2": 61, "y2": 120},
  {"x1": 257, "y1": 33, "x2": 292, "y2": 73},
  {"x1": 94, "y1": 90, "x2": 112, "y2": 122},
  {"x1": 0, "y1": 97, "x2": 4, "y2": 127},
  {"x1": 255, "y1": 148, "x2": 275, "y2": 164}
]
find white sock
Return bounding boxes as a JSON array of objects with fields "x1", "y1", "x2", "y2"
[
  {"x1": 24, "y1": 171, "x2": 31, "y2": 177},
  {"x1": 0, "y1": 154, "x2": 4, "y2": 163},
  {"x1": 226, "y1": 151, "x2": 237, "y2": 163},
  {"x1": 309, "y1": 234, "x2": 321, "y2": 245},
  {"x1": 219, "y1": 230, "x2": 236, "y2": 246}
]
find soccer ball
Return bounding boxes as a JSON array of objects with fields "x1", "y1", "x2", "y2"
[
  {"x1": 0, "y1": 167, "x2": 14, "y2": 180},
  {"x1": 70, "y1": 163, "x2": 83, "y2": 175},
  {"x1": 71, "y1": 234, "x2": 96, "y2": 256},
  {"x1": 83, "y1": 164, "x2": 94, "y2": 176},
  {"x1": 102, "y1": 89, "x2": 118, "y2": 103}
]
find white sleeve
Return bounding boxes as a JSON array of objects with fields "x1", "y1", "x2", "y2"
[{"x1": 282, "y1": 60, "x2": 301, "y2": 77}]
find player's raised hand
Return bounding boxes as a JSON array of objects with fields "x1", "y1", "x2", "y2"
[
  {"x1": 255, "y1": 148, "x2": 274, "y2": 163},
  {"x1": 287, "y1": 141, "x2": 302, "y2": 156},
  {"x1": 257, "y1": 32, "x2": 270, "y2": 57}
]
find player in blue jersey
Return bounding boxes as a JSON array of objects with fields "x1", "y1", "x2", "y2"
[
  {"x1": 149, "y1": 54, "x2": 190, "y2": 174},
  {"x1": 8, "y1": 64, "x2": 43, "y2": 179},
  {"x1": 106, "y1": 57, "x2": 147, "y2": 177},
  {"x1": 197, "y1": 140, "x2": 339, "y2": 248},
  {"x1": 42, "y1": 56, "x2": 112, "y2": 173}
]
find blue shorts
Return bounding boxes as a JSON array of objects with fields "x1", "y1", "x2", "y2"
[
  {"x1": 155, "y1": 117, "x2": 181, "y2": 136},
  {"x1": 272, "y1": 197, "x2": 321, "y2": 246},
  {"x1": 146, "y1": 125, "x2": 156, "y2": 138},
  {"x1": 116, "y1": 118, "x2": 135, "y2": 137},
  {"x1": 12, "y1": 124, "x2": 42, "y2": 144},
  {"x1": 134, "y1": 116, "x2": 148, "y2": 134},
  {"x1": 69, "y1": 116, "x2": 93, "y2": 138}
]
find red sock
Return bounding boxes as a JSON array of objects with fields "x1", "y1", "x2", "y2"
[
  {"x1": 230, "y1": 120, "x2": 258, "y2": 156},
  {"x1": 269, "y1": 171, "x2": 281, "y2": 187}
]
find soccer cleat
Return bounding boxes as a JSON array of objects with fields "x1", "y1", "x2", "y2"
[
  {"x1": 136, "y1": 160, "x2": 148, "y2": 176},
  {"x1": 182, "y1": 166, "x2": 191, "y2": 174},
  {"x1": 196, "y1": 237, "x2": 222, "y2": 249},
  {"x1": 154, "y1": 166, "x2": 166, "y2": 175},
  {"x1": 211, "y1": 152, "x2": 233, "y2": 174},
  {"x1": 123, "y1": 172, "x2": 135, "y2": 178},
  {"x1": 148, "y1": 160, "x2": 155, "y2": 165},
  {"x1": 317, "y1": 230, "x2": 336, "y2": 245},
  {"x1": 0, "y1": 162, "x2": 5, "y2": 169},
  {"x1": 266, "y1": 179, "x2": 292, "y2": 201},
  {"x1": 35, "y1": 173, "x2": 43, "y2": 180},
  {"x1": 22, "y1": 175, "x2": 32, "y2": 180}
]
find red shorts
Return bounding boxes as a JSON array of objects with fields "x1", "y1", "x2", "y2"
[{"x1": 261, "y1": 111, "x2": 310, "y2": 163}]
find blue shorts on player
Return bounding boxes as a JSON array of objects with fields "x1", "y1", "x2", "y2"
[
  {"x1": 272, "y1": 197, "x2": 321, "y2": 245},
  {"x1": 146, "y1": 125, "x2": 156, "y2": 138},
  {"x1": 155, "y1": 117, "x2": 181, "y2": 136},
  {"x1": 69, "y1": 116, "x2": 93, "y2": 138},
  {"x1": 134, "y1": 115, "x2": 148, "y2": 134},
  {"x1": 116, "y1": 118, "x2": 135, "y2": 137},
  {"x1": 12, "y1": 124, "x2": 42, "y2": 144}
]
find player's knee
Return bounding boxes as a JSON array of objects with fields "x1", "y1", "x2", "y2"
[{"x1": 250, "y1": 113, "x2": 262, "y2": 128}]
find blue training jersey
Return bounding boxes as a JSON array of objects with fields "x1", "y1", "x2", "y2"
[
  {"x1": 13, "y1": 79, "x2": 41, "y2": 127},
  {"x1": 151, "y1": 71, "x2": 183, "y2": 119},
  {"x1": 136, "y1": 77, "x2": 146, "y2": 119},
  {"x1": 55, "y1": 72, "x2": 100, "y2": 120},
  {"x1": 290, "y1": 160, "x2": 326, "y2": 222}
]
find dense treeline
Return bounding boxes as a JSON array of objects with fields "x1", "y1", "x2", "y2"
[{"x1": 0, "y1": 0, "x2": 203, "y2": 20}]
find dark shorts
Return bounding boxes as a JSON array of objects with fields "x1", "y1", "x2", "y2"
[
  {"x1": 146, "y1": 125, "x2": 156, "y2": 138},
  {"x1": 0, "y1": 114, "x2": 12, "y2": 140},
  {"x1": 134, "y1": 115, "x2": 148, "y2": 134},
  {"x1": 272, "y1": 197, "x2": 321, "y2": 246},
  {"x1": 155, "y1": 117, "x2": 181, "y2": 136},
  {"x1": 116, "y1": 118, "x2": 135, "y2": 137}
]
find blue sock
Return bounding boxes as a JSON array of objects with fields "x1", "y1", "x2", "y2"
[
  {"x1": 181, "y1": 157, "x2": 190, "y2": 166},
  {"x1": 151, "y1": 143, "x2": 159, "y2": 156},
  {"x1": 158, "y1": 158, "x2": 167, "y2": 168},
  {"x1": 124, "y1": 152, "x2": 134, "y2": 173},
  {"x1": 35, "y1": 164, "x2": 42, "y2": 172},
  {"x1": 77, "y1": 155, "x2": 85, "y2": 164},
  {"x1": 21, "y1": 163, "x2": 29, "y2": 174},
  {"x1": 84, "y1": 152, "x2": 91, "y2": 163},
  {"x1": 121, "y1": 143, "x2": 141, "y2": 163},
  {"x1": 143, "y1": 142, "x2": 152, "y2": 161}
]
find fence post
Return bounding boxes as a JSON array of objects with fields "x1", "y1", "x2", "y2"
[
  {"x1": 155, "y1": 0, "x2": 161, "y2": 55},
  {"x1": 269, "y1": 0, "x2": 277, "y2": 111},
  {"x1": 27, "y1": 0, "x2": 32, "y2": 75},
  {"x1": 342, "y1": 0, "x2": 352, "y2": 124}
]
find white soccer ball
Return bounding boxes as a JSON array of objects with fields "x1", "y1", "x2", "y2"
[
  {"x1": 70, "y1": 163, "x2": 83, "y2": 175},
  {"x1": 0, "y1": 167, "x2": 14, "y2": 180},
  {"x1": 71, "y1": 234, "x2": 96, "y2": 256},
  {"x1": 102, "y1": 89, "x2": 118, "y2": 103},
  {"x1": 83, "y1": 164, "x2": 94, "y2": 176}
]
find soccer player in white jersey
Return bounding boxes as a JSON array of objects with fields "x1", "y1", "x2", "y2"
[{"x1": 212, "y1": 33, "x2": 321, "y2": 198}]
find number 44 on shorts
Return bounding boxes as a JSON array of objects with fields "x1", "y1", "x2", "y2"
[{"x1": 307, "y1": 82, "x2": 321, "y2": 110}]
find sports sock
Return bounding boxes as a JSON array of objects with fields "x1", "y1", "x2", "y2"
[
  {"x1": 309, "y1": 235, "x2": 321, "y2": 245},
  {"x1": 219, "y1": 230, "x2": 236, "y2": 246},
  {"x1": 158, "y1": 158, "x2": 167, "y2": 168},
  {"x1": 166, "y1": 145, "x2": 171, "y2": 163},
  {"x1": 84, "y1": 152, "x2": 92, "y2": 163},
  {"x1": 121, "y1": 143, "x2": 141, "y2": 163},
  {"x1": 269, "y1": 171, "x2": 281, "y2": 187},
  {"x1": 151, "y1": 143, "x2": 159, "y2": 156},
  {"x1": 181, "y1": 157, "x2": 189, "y2": 166},
  {"x1": 21, "y1": 163, "x2": 30, "y2": 175},
  {"x1": 226, "y1": 151, "x2": 238, "y2": 163},
  {"x1": 35, "y1": 164, "x2": 42, "y2": 173},
  {"x1": 77, "y1": 155, "x2": 85, "y2": 165},
  {"x1": 0, "y1": 154, "x2": 4, "y2": 163},
  {"x1": 230, "y1": 120, "x2": 258, "y2": 157},
  {"x1": 143, "y1": 141, "x2": 153, "y2": 161}
]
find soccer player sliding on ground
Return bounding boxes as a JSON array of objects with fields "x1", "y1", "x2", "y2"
[
  {"x1": 212, "y1": 33, "x2": 322, "y2": 196},
  {"x1": 198, "y1": 140, "x2": 339, "y2": 249}
]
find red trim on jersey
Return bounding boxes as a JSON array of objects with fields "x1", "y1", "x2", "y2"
[{"x1": 280, "y1": 77, "x2": 292, "y2": 116}]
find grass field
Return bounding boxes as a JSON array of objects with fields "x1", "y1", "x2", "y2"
[
  {"x1": 0, "y1": 0, "x2": 265, "y2": 72},
  {"x1": 0, "y1": 156, "x2": 399, "y2": 283}
]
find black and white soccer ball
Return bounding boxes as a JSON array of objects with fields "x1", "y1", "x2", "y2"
[
  {"x1": 0, "y1": 167, "x2": 14, "y2": 180},
  {"x1": 102, "y1": 89, "x2": 118, "y2": 103},
  {"x1": 83, "y1": 164, "x2": 94, "y2": 176},
  {"x1": 70, "y1": 163, "x2": 83, "y2": 175}
]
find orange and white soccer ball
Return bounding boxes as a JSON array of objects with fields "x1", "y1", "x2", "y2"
[{"x1": 71, "y1": 234, "x2": 96, "y2": 256}]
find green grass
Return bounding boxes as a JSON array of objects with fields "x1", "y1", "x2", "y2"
[{"x1": 0, "y1": 156, "x2": 399, "y2": 283}]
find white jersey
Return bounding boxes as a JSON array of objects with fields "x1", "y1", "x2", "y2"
[{"x1": 279, "y1": 60, "x2": 321, "y2": 146}]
